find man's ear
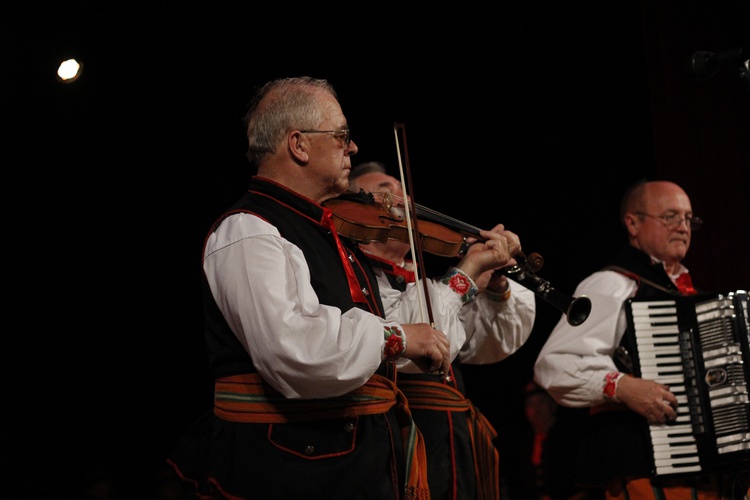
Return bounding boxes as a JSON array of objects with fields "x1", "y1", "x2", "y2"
[
  {"x1": 289, "y1": 130, "x2": 309, "y2": 163},
  {"x1": 623, "y1": 213, "x2": 639, "y2": 237}
]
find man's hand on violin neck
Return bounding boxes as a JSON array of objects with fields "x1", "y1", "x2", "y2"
[
  {"x1": 401, "y1": 323, "x2": 450, "y2": 374},
  {"x1": 480, "y1": 225, "x2": 522, "y2": 257},
  {"x1": 492, "y1": 226, "x2": 522, "y2": 258},
  {"x1": 457, "y1": 232, "x2": 514, "y2": 281}
]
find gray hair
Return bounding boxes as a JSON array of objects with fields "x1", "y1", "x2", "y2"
[{"x1": 243, "y1": 76, "x2": 337, "y2": 166}]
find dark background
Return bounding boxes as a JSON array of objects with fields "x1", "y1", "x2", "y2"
[{"x1": 7, "y1": 2, "x2": 749, "y2": 497}]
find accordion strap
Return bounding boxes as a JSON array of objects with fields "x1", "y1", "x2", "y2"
[{"x1": 602, "y1": 265, "x2": 681, "y2": 296}]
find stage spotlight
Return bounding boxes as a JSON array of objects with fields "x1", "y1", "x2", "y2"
[{"x1": 57, "y1": 58, "x2": 83, "y2": 83}]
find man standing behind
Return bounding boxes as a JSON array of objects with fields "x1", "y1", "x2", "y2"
[
  {"x1": 349, "y1": 161, "x2": 536, "y2": 500},
  {"x1": 534, "y1": 180, "x2": 749, "y2": 499}
]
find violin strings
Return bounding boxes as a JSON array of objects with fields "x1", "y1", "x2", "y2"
[{"x1": 386, "y1": 192, "x2": 482, "y2": 236}]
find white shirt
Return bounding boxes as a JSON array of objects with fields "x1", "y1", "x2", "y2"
[
  {"x1": 374, "y1": 268, "x2": 536, "y2": 373},
  {"x1": 203, "y1": 212, "x2": 404, "y2": 400},
  {"x1": 534, "y1": 260, "x2": 689, "y2": 408}
]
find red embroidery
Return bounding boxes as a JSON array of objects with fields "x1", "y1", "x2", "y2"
[
  {"x1": 383, "y1": 326, "x2": 405, "y2": 360},
  {"x1": 448, "y1": 273, "x2": 472, "y2": 295},
  {"x1": 603, "y1": 372, "x2": 622, "y2": 401}
]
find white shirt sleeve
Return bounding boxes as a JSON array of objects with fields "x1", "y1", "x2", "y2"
[
  {"x1": 377, "y1": 269, "x2": 535, "y2": 373},
  {"x1": 457, "y1": 279, "x2": 536, "y2": 364},
  {"x1": 377, "y1": 271, "x2": 467, "y2": 374},
  {"x1": 533, "y1": 270, "x2": 638, "y2": 408},
  {"x1": 203, "y1": 212, "x2": 395, "y2": 399}
]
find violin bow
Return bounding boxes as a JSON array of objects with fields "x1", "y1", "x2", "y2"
[
  {"x1": 393, "y1": 123, "x2": 433, "y2": 323},
  {"x1": 393, "y1": 123, "x2": 449, "y2": 381}
]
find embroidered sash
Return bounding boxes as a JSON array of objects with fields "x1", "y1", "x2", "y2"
[
  {"x1": 214, "y1": 373, "x2": 430, "y2": 500},
  {"x1": 399, "y1": 379, "x2": 500, "y2": 500}
]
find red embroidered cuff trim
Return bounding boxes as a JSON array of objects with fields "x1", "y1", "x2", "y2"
[
  {"x1": 383, "y1": 325, "x2": 406, "y2": 361},
  {"x1": 440, "y1": 268, "x2": 478, "y2": 304},
  {"x1": 603, "y1": 371, "x2": 623, "y2": 402}
]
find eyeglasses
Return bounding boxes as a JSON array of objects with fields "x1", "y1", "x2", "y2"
[
  {"x1": 635, "y1": 212, "x2": 703, "y2": 231},
  {"x1": 299, "y1": 129, "x2": 351, "y2": 147}
]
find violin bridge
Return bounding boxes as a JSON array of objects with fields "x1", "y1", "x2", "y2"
[{"x1": 381, "y1": 192, "x2": 393, "y2": 212}]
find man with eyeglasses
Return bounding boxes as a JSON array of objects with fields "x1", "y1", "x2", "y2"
[
  {"x1": 533, "y1": 180, "x2": 748, "y2": 499},
  {"x1": 166, "y1": 76, "x2": 515, "y2": 499},
  {"x1": 348, "y1": 161, "x2": 536, "y2": 500}
]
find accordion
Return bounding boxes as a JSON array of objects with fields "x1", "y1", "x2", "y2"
[{"x1": 625, "y1": 290, "x2": 750, "y2": 478}]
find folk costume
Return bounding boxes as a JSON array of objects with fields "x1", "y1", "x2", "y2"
[
  {"x1": 535, "y1": 245, "x2": 748, "y2": 499},
  {"x1": 168, "y1": 177, "x2": 430, "y2": 500},
  {"x1": 367, "y1": 252, "x2": 535, "y2": 500}
]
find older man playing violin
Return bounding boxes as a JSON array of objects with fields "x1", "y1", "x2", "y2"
[
  {"x1": 167, "y1": 77, "x2": 529, "y2": 500},
  {"x1": 348, "y1": 161, "x2": 537, "y2": 500}
]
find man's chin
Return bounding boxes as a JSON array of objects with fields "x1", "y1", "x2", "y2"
[
  {"x1": 670, "y1": 246, "x2": 688, "y2": 260},
  {"x1": 334, "y1": 178, "x2": 350, "y2": 195}
]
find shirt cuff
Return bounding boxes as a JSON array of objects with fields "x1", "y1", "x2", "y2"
[
  {"x1": 484, "y1": 288, "x2": 511, "y2": 302},
  {"x1": 603, "y1": 371, "x2": 625, "y2": 402},
  {"x1": 383, "y1": 324, "x2": 406, "y2": 361},
  {"x1": 439, "y1": 267, "x2": 478, "y2": 304}
]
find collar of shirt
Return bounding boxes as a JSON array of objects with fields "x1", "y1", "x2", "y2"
[
  {"x1": 366, "y1": 254, "x2": 416, "y2": 283},
  {"x1": 648, "y1": 255, "x2": 693, "y2": 293}
]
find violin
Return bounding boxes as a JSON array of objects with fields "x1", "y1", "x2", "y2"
[
  {"x1": 323, "y1": 189, "x2": 592, "y2": 326},
  {"x1": 323, "y1": 189, "x2": 478, "y2": 258}
]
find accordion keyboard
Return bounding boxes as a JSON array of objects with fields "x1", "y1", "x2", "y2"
[{"x1": 627, "y1": 291, "x2": 750, "y2": 477}]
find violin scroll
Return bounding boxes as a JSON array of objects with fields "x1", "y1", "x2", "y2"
[{"x1": 523, "y1": 252, "x2": 544, "y2": 274}]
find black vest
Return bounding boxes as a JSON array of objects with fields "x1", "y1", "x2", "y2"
[{"x1": 202, "y1": 177, "x2": 385, "y2": 379}]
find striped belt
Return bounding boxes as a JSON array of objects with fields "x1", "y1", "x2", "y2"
[
  {"x1": 214, "y1": 373, "x2": 430, "y2": 500},
  {"x1": 399, "y1": 378, "x2": 500, "y2": 500}
]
